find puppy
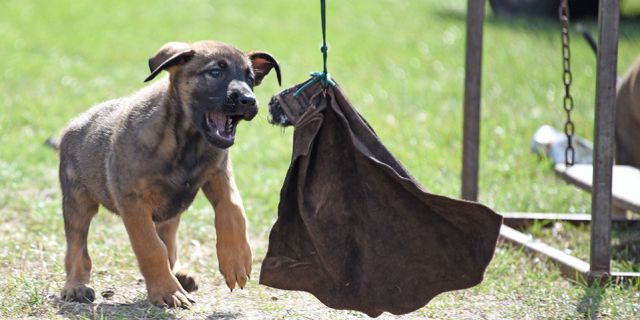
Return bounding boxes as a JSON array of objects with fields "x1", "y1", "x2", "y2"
[
  {"x1": 615, "y1": 57, "x2": 640, "y2": 168},
  {"x1": 580, "y1": 30, "x2": 640, "y2": 168},
  {"x1": 58, "y1": 41, "x2": 280, "y2": 308}
]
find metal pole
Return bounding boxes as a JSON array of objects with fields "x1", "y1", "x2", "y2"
[
  {"x1": 590, "y1": 0, "x2": 619, "y2": 279},
  {"x1": 461, "y1": 0, "x2": 485, "y2": 201}
]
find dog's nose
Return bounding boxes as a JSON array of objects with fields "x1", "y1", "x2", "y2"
[
  {"x1": 238, "y1": 94, "x2": 256, "y2": 107},
  {"x1": 227, "y1": 91, "x2": 258, "y2": 120}
]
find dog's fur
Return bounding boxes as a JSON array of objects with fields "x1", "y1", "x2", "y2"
[
  {"x1": 615, "y1": 57, "x2": 640, "y2": 168},
  {"x1": 58, "y1": 41, "x2": 280, "y2": 308},
  {"x1": 580, "y1": 30, "x2": 640, "y2": 168}
]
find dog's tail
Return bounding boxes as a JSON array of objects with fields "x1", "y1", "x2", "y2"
[
  {"x1": 576, "y1": 25, "x2": 622, "y2": 86},
  {"x1": 577, "y1": 24, "x2": 598, "y2": 56},
  {"x1": 45, "y1": 137, "x2": 60, "y2": 150}
]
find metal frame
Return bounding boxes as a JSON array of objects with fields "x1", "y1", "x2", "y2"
[
  {"x1": 461, "y1": 0, "x2": 639, "y2": 283},
  {"x1": 461, "y1": 0, "x2": 484, "y2": 201},
  {"x1": 590, "y1": 0, "x2": 620, "y2": 277}
]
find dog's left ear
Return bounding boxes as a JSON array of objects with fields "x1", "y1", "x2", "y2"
[
  {"x1": 247, "y1": 51, "x2": 281, "y2": 87},
  {"x1": 144, "y1": 42, "x2": 195, "y2": 82}
]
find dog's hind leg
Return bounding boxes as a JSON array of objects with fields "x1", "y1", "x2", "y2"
[
  {"x1": 60, "y1": 164, "x2": 99, "y2": 303},
  {"x1": 156, "y1": 217, "x2": 180, "y2": 269},
  {"x1": 155, "y1": 216, "x2": 198, "y2": 292},
  {"x1": 120, "y1": 206, "x2": 193, "y2": 308}
]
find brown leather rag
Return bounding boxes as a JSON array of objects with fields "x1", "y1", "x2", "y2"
[{"x1": 260, "y1": 80, "x2": 503, "y2": 317}]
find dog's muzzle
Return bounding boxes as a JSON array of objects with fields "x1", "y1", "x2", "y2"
[
  {"x1": 223, "y1": 91, "x2": 258, "y2": 119},
  {"x1": 202, "y1": 92, "x2": 258, "y2": 149}
]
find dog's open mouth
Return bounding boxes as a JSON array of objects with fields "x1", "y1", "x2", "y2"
[{"x1": 203, "y1": 112, "x2": 243, "y2": 148}]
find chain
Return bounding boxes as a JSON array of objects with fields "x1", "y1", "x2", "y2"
[{"x1": 559, "y1": 0, "x2": 575, "y2": 166}]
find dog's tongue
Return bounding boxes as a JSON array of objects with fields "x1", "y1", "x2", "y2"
[{"x1": 208, "y1": 113, "x2": 232, "y2": 138}]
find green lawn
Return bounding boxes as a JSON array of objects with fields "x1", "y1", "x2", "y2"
[{"x1": 1, "y1": 0, "x2": 639, "y2": 319}]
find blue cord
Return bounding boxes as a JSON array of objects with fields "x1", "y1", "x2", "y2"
[{"x1": 294, "y1": 0, "x2": 335, "y2": 97}]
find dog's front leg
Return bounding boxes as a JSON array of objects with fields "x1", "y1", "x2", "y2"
[
  {"x1": 120, "y1": 203, "x2": 193, "y2": 308},
  {"x1": 202, "y1": 160, "x2": 252, "y2": 291}
]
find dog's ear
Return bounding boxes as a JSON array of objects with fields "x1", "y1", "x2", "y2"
[
  {"x1": 247, "y1": 51, "x2": 281, "y2": 87},
  {"x1": 144, "y1": 42, "x2": 195, "y2": 82}
]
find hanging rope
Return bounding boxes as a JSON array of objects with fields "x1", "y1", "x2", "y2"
[
  {"x1": 559, "y1": 0, "x2": 575, "y2": 166},
  {"x1": 295, "y1": 0, "x2": 336, "y2": 96},
  {"x1": 320, "y1": 0, "x2": 328, "y2": 76}
]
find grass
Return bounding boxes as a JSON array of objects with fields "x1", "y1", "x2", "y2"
[{"x1": 1, "y1": 0, "x2": 639, "y2": 318}]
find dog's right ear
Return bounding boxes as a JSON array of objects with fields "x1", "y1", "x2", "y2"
[{"x1": 144, "y1": 42, "x2": 195, "y2": 82}]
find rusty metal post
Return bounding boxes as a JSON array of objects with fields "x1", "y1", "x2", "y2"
[
  {"x1": 461, "y1": 0, "x2": 485, "y2": 201},
  {"x1": 590, "y1": 0, "x2": 619, "y2": 279}
]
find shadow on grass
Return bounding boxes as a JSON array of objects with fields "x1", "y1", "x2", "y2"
[
  {"x1": 612, "y1": 223, "x2": 640, "y2": 271},
  {"x1": 54, "y1": 297, "x2": 243, "y2": 319},
  {"x1": 576, "y1": 284, "x2": 605, "y2": 319},
  {"x1": 55, "y1": 298, "x2": 178, "y2": 319},
  {"x1": 433, "y1": 6, "x2": 640, "y2": 42},
  {"x1": 205, "y1": 311, "x2": 240, "y2": 319},
  {"x1": 435, "y1": 6, "x2": 559, "y2": 34}
]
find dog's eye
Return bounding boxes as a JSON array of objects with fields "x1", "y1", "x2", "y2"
[
  {"x1": 208, "y1": 68, "x2": 222, "y2": 78},
  {"x1": 247, "y1": 76, "x2": 255, "y2": 87},
  {"x1": 218, "y1": 61, "x2": 228, "y2": 69}
]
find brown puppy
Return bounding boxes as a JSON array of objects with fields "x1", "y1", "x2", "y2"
[
  {"x1": 58, "y1": 41, "x2": 281, "y2": 308},
  {"x1": 616, "y1": 57, "x2": 640, "y2": 168}
]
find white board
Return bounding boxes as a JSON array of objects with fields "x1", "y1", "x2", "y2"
[{"x1": 554, "y1": 164, "x2": 640, "y2": 213}]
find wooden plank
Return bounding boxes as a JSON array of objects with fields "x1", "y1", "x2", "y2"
[
  {"x1": 586, "y1": 271, "x2": 640, "y2": 286},
  {"x1": 502, "y1": 212, "x2": 640, "y2": 229},
  {"x1": 503, "y1": 212, "x2": 592, "y2": 221},
  {"x1": 555, "y1": 164, "x2": 640, "y2": 213},
  {"x1": 609, "y1": 272, "x2": 640, "y2": 285},
  {"x1": 502, "y1": 212, "x2": 590, "y2": 229},
  {"x1": 499, "y1": 225, "x2": 589, "y2": 280},
  {"x1": 499, "y1": 225, "x2": 640, "y2": 284}
]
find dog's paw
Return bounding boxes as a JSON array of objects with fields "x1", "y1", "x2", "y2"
[
  {"x1": 148, "y1": 281, "x2": 194, "y2": 309},
  {"x1": 217, "y1": 241, "x2": 252, "y2": 291},
  {"x1": 61, "y1": 284, "x2": 95, "y2": 303},
  {"x1": 175, "y1": 270, "x2": 199, "y2": 293}
]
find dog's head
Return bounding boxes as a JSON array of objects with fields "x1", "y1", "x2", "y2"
[{"x1": 144, "y1": 41, "x2": 281, "y2": 149}]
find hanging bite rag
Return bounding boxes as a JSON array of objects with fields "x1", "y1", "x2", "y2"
[{"x1": 260, "y1": 80, "x2": 503, "y2": 317}]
